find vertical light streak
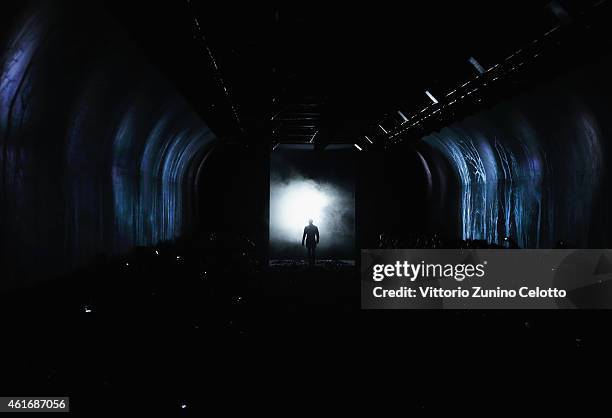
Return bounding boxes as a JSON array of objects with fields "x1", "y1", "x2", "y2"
[{"x1": 426, "y1": 125, "x2": 546, "y2": 248}]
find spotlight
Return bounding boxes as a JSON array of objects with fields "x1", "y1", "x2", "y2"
[
  {"x1": 468, "y1": 57, "x2": 485, "y2": 74},
  {"x1": 425, "y1": 90, "x2": 439, "y2": 104}
]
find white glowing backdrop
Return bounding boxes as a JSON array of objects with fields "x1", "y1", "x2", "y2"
[
  {"x1": 269, "y1": 146, "x2": 355, "y2": 261},
  {"x1": 271, "y1": 179, "x2": 334, "y2": 242}
]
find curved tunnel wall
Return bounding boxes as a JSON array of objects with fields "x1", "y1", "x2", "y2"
[
  {"x1": 0, "y1": 3, "x2": 217, "y2": 287},
  {"x1": 418, "y1": 56, "x2": 612, "y2": 248}
]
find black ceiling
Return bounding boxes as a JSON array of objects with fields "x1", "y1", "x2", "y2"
[{"x1": 98, "y1": 0, "x2": 601, "y2": 144}]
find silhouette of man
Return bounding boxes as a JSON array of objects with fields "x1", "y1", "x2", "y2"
[{"x1": 302, "y1": 219, "x2": 319, "y2": 267}]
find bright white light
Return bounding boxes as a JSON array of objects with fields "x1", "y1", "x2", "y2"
[
  {"x1": 270, "y1": 179, "x2": 340, "y2": 246},
  {"x1": 425, "y1": 90, "x2": 439, "y2": 104},
  {"x1": 276, "y1": 181, "x2": 328, "y2": 233},
  {"x1": 354, "y1": 144, "x2": 362, "y2": 151},
  {"x1": 364, "y1": 135, "x2": 373, "y2": 144}
]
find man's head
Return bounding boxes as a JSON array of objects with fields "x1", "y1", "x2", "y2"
[{"x1": 308, "y1": 219, "x2": 313, "y2": 225}]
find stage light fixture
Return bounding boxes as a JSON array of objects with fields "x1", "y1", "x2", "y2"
[
  {"x1": 425, "y1": 90, "x2": 439, "y2": 104},
  {"x1": 468, "y1": 57, "x2": 485, "y2": 74}
]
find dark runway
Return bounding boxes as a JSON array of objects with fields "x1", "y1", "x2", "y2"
[
  {"x1": 269, "y1": 259, "x2": 355, "y2": 270},
  {"x1": 0, "y1": 237, "x2": 609, "y2": 413}
]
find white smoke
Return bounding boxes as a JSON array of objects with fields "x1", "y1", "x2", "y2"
[{"x1": 269, "y1": 175, "x2": 354, "y2": 259}]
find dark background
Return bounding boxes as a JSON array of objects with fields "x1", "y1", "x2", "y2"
[{"x1": 1, "y1": 0, "x2": 612, "y2": 413}]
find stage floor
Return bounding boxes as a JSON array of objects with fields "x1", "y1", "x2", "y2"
[{"x1": 269, "y1": 259, "x2": 355, "y2": 271}]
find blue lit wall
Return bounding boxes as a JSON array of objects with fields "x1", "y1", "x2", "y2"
[
  {"x1": 0, "y1": 4, "x2": 217, "y2": 286},
  {"x1": 422, "y1": 61, "x2": 610, "y2": 248}
]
